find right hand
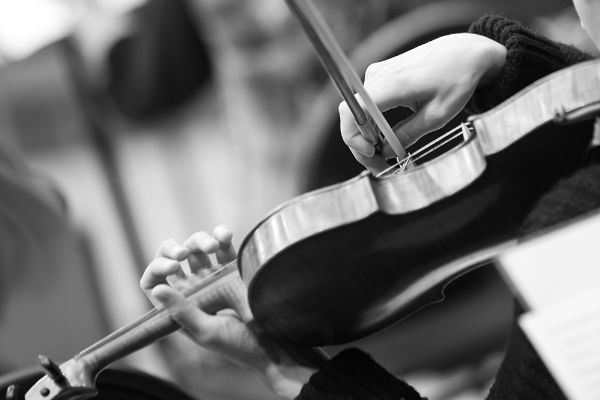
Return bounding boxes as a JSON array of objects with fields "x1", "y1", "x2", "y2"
[{"x1": 340, "y1": 33, "x2": 507, "y2": 173}]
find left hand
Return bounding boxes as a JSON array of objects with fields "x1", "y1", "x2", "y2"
[{"x1": 140, "y1": 226, "x2": 317, "y2": 399}]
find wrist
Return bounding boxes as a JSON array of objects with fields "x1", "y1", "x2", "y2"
[
  {"x1": 248, "y1": 338, "x2": 327, "y2": 398},
  {"x1": 476, "y1": 36, "x2": 507, "y2": 86},
  {"x1": 256, "y1": 362, "x2": 316, "y2": 399}
]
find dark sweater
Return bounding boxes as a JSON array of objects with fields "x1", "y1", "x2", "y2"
[{"x1": 297, "y1": 14, "x2": 600, "y2": 400}]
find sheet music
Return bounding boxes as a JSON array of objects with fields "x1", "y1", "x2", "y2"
[
  {"x1": 498, "y1": 210, "x2": 600, "y2": 310},
  {"x1": 497, "y1": 210, "x2": 600, "y2": 400},
  {"x1": 519, "y1": 290, "x2": 600, "y2": 400}
]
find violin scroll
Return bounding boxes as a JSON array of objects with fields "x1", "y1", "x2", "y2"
[{"x1": 24, "y1": 357, "x2": 96, "y2": 400}]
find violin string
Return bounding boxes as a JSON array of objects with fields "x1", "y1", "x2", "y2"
[
  {"x1": 79, "y1": 262, "x2": 235, "y2": 356},
  {"x1": 409, "y1": 124, "x2": 469, "y2": 161},
  {"x1": 410, "y1": 127, "x2": 468, "y2": 164},
  {"x1": 181, "y1": 262, "x2": 233, "y2": 298},
  {"x1": 377, "y1": 124, "x2": 470, "y2": 177}
]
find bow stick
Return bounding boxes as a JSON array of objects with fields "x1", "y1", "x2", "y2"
[{"x1": 285, "y1": 0, "x2": 407, "y2": 159}]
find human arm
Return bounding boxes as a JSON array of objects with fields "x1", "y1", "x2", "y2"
[
  {"x1": 466, "y1": 14, "x2": 594, "y2": 113},
  {"x1": 140, "y1": 226, "x2": 430, "y2": 399},
  {"x1": 340, "y1": 14, "x2": 595, "y2": 173}
]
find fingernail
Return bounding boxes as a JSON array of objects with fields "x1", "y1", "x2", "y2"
[
  {"x1": 213, "y1": 225, "x2": 233, "y2": 242},
  {"x1": 201, "y1": 238, "x2": 219, "y2": 250},
  {"x1": 152, "y1": 286, "x2": 172, "y2": 305},
  {"x1": 175, "y1": 246, "x2": 189, "y2": 259}
]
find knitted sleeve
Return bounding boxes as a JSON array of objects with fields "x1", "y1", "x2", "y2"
[
  {"x1": 296, "y1": 348, "x2": 426, "y2": 400},
  {"x1": 466, "y1": 14, "x2": 593, "y2": 113}
]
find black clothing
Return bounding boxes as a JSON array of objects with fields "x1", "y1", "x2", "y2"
[
  {"x1": 297, "y1": 14, "x2": 600, "y2": 400},
  {"x1": 467, "y1": 14, "x2": 593, "y2": 114},
  {"x1": 107, "y1": 0, "x2": 212, "y2": 120},
  {"x1": 298, "y1": 349, "x2": 423, "y2": 400}
]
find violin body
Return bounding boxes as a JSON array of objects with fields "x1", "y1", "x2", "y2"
[{"x1": 239, "y1": 59, "x2": 600, "y2": 345}]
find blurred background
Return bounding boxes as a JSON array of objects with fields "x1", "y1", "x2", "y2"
[{"x1": 0, "y1": 0, "x2": 596, "y2": 399}]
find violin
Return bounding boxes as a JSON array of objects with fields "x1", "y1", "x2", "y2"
[
  {"x1": 241, "y1": 58, "x2": 600, "y2": 346},
  {"x1": 19, "y1": 58, "x2": 600, "y2": 400},
  {"x1": 19, "y1": 2, "x2": 600, "y2": 400}
]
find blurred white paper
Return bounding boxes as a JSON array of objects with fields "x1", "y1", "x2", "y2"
[
  {"x1": 498, "y1": 210, "x2": 600, "y2": 311},
  {"x1": 498, "y1": 210, "x2": 600, "y2": 400},
  {"x1": 520, "y1": 291, "x2": 600, "y2": 400}
]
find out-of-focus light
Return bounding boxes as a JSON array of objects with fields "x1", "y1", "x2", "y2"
[
  {"x1": 94, "y1": 0, "x2": 146, "y2": 14},
  {"x1": 0, "y1": 0, "x2": 75, "y2": 61},
  {"x1": 0, "y1": 0, "x2": 146, "y2": 62}
]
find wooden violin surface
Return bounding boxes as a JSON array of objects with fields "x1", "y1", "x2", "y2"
[{"x1": 238, "y1": 59, "x2": 600, "y2": 346}]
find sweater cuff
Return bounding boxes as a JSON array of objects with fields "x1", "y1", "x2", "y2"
[
  {"x1": 296, "y1": 348, "x2": 424, "y2": 400},
  {"x1": 466, "y1": 14, "x2": 593, "y2": 113}
]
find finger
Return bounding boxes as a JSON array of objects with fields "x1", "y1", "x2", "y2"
[
  {"x1": 340, "y1": 92, "x2": 414, "y2": 159},
  {"x1": 362, "y1": 82, "x2": 418, "y2": 115},
  {"x1": 154, "y1": 238, "x2": 189, "y2": 261},
  {"x1": 362, "y1": 72, "x2": 432, "y2": 147},
  {"x1": 380, "y1": 142, "x2": 401, "y2": 159},
  {"x1": 349, "y1": 148, "x2": 391, "y2": 175},
  {"x1": 392, "y1": 100, "x2": 453, "y2": 144},
  {"x1": 363, "y1": 61, "x2": 420, "y2": 114},
  {"x1": 212, "y1": 225, "x2": 237, "y2": 264},
  {"x1": 152, "y1": 284, "x2": 219, "y2": 344},
  {"x1": 140, "y1": 257, "x2": 186, "y2": 291},
  {"x1": 339, "y1": 101, "x2": 376, "y2": 157},
  {"x1": 216, "y1": 309, "x2": 241, "y2": 320},
  {"x1": 184, "y1": 231, "x2": 220, "y2": 274}
]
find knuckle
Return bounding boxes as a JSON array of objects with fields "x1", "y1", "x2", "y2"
[
  {"x1": 139, "y1": 272, "x2": 154, "y2": 290},
  {"x1": 364, "y1": 62, "x2": 381, "y2": 80},
  {"x1": 341, "y1": 132, "x2": 352, "y2": 145},
  {"x1": 424, "y1": 108, "x2": 447, "y2": 129},
  {"x1": 185, "y1": 232, "x2": 209, "y2": 249},
  {"x1": 194, "y1": 329, "x2": 217, "y2": 345},
  {"x1": 159, "y1": 238, "x2": 177, "y2": 251},
  {"x1": 189, "y1": 231, "x2": 210, "y2": 243},
  {"x1": 139, "y1": 277, "x2": 148, "y2": 290},
  {"x1": 153, "y1": 257, "x2": 175, "y2": 272},
  {"x1": 213, "y1": 224, "x2": 229, "y2": 233},
  {"x1": 170, "y1": 302, "x2": 190, "y2": 318},
  {"x1": 338, "y1": 101, "x2": 350, "y2": 115},
  {"x1": 213, "y1": 225, "x2": 233, "y2": 243}
]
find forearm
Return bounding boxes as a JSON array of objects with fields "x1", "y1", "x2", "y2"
[{"x1": 467, "y1": 14, "x2": 594, "y2": 113}]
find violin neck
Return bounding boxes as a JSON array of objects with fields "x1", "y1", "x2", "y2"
[{"x1": 72, "y1": 261, "x2": 243, "y2": 381}]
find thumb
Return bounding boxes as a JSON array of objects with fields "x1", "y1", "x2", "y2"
[
  {"x1": 339, "y1": 101, "x2": 376, "y2": 157},
  {"x1": 349, "y1": 148, "x2": 391, "y2": 175}
]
